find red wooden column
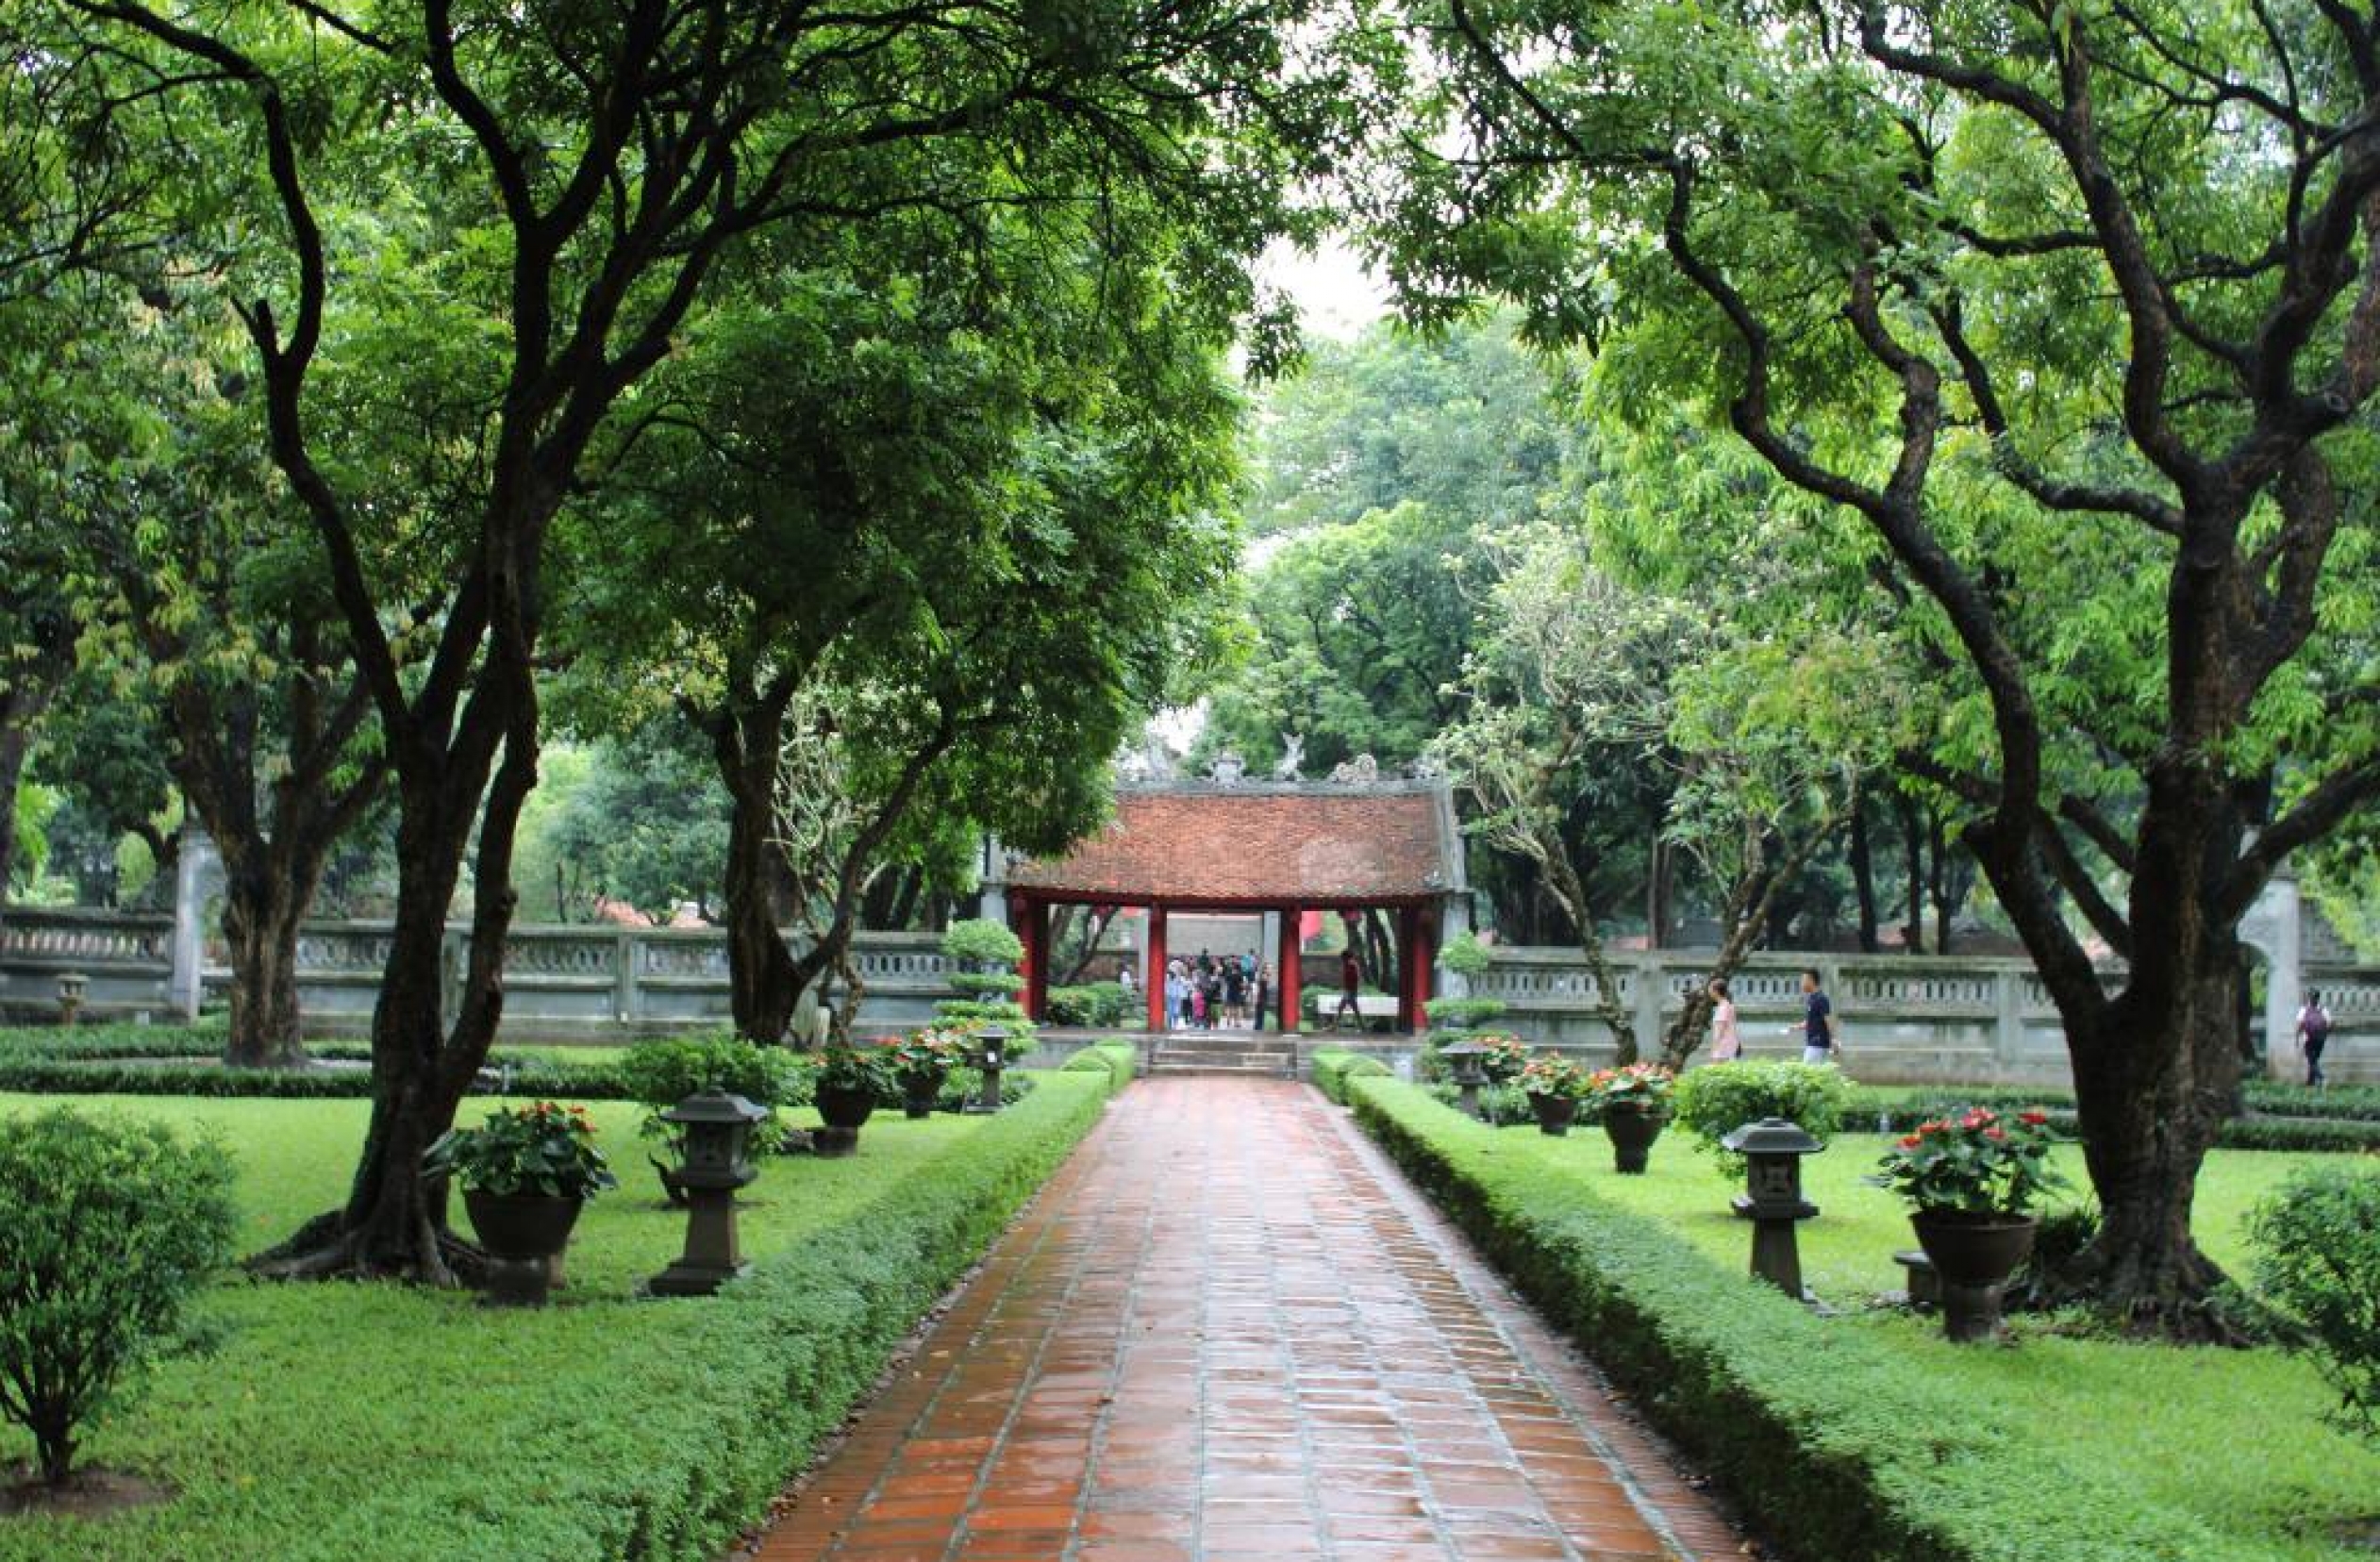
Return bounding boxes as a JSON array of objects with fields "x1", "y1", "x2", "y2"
[
  {"x1": 1018, "y1": 896, "x2": 1049, "y2": 1022},
  {"x1": 1276, "y1": 906, "x2": 1303, "y2": 1034},
  {"x1": 1394, "y1": 905, "x2": 1421, "y2": 1033},
  {"x1": 1145, "y1": 905, "x2": 1170, "y2": 1032},
  {"x1": 1403, "y1": 905, "x2": 1435, "y2": 1035}
]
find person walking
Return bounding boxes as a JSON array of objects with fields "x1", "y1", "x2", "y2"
[
  {"x1": 2299, "y1": 988, "x2": 2334, "y2": 1088},
  {"x1": 1335, "y1": 948, "x2": 1363, "y2": 1031},
  {"x1": 1253, "y1": 961, "x2": 1273, "y2": 1032},
  {"x1": 1166, "y1": 962, "x2": 1190, "y2": 1031},
  {"x1": 1783, "y1": 969, "x2": 1837, "y2": 1065},
  {"x1": 1223, "y1": 958, "x2": 1247, "y2": 1027},
  {"x1": 1119, "y1": 959, "x2": 1138, "y2": 1008},
  {"x1": 1706, "y1": 977, "x2": 1741, "y2": 1062}
]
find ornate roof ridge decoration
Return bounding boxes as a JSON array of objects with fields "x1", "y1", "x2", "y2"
[{"x1": 1111, "y1": 773, "x2": 1449, "y2": 798}]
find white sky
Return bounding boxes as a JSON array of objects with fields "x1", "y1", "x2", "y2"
[{"x1": 1258, "y1": 237, "x2": 1390, "y2": 341}]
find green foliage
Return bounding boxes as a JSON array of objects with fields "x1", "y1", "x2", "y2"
[
  {"x1": 0, "y1": 1108, "x2": 237, "y2": 1484},
  {"x1": 0, "y1": 1025, "x2": 638, "y2": 1102},
  {"x1": 1057, "y1": 1043, "x2": 1139, "y2": 1087},
  {"x1": 814, "y1": 1043, "x2": 901, "y2": 1101},
  {"x1": 1423, "y1": 995, "x2": 1506, "y2": 1028},
  {"x1": 934, "y1": 1068, "x2": 1038, "y2": 1114},
  {"x1": 2252, "y1": 1166, "x2": 2380, "y2": 1444},
  {"x1": 1515, "y1": 1052, "x2": 1589, "y2": 1101},
  {"x1": 1310, "y1": 1048, "x2": 1392, "y2": 1105},
  {"x1": 1439, "y1": 931, "x2": 1493, "y2": 978},
  {"x1": 1341, "y1": 1077, "x2": 2324, "y2": 1562},
  {"x1": 424, "y1": 1103, "x2": 619, "y2": 1200},
  {"x1": 941, "y1": 919, "x2": 1024, "y2": 969},
  {"x1": 1871, "y1": 1105, "x2": 2069, "y2": 1217},
  {"x1": 1671, "y1": 1060, "x2": 1855, "y2": 1170},
  {"x1": 0, "y1": 1078, "x2": 1119, "y2": 1558},
  {"x1": 1044, "y1": 983, "x2": 1129, "y2": 1027},
  {"x1": 946, "y1": 971, "x2": 1027, "y2": 999},
  {"x1": 617, "y1": 1037, "x2": 808, "y2": 1114}
]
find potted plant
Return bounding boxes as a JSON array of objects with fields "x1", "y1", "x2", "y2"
[
  {"x1": 1586, "y1": 1062, "x2": 1675, "y2": 1173},
  {"x1": 890, "y1": 1026, "x2": 968, "y2": 1119},
  {"x1": 1517, "y1": 1052, "x2": 1589, "y2": 1136},
  {"x1": 424, "y1": 1102, "x2": 618, "y2": 1305},
  {"x1": 812, "y1": 1040, "x2": 898, "y2": 1155},
  {"x1": 1872, "y1": 1105, "x2": 2068, "y2": 1340}
]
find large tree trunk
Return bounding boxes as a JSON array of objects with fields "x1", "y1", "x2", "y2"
[
  {"x1": 219, "y1": 856, "x2": 316, "y2": 1068},
  {"x1": 1849, "y1": 801, "x2": 1881, "y2": 954},
  {"x1": 708, "y1": 690, "x2": 802, "y2": 1043},
  {"x1": 1901, "y1": 796, "x2": 1926, "y2": 953}
]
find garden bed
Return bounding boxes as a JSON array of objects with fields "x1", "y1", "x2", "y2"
[
  {"x1": 0, "y1": 1069, "x2": 1121, "y2": 1561},
  {"x1": 1338, "y1": 1073, "x2": 2380, "y2": 1562}
]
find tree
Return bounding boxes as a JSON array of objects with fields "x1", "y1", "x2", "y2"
[
  {"x1": 41, "y1": 0, "x2": 1360, "y2": 1279},
  {"x1": 1381, "y1": 0, "x2": 2380, "y2": 1326},
  {"x1": 1435, "y1": 523, "x2": 1892, "y2": 1063}
]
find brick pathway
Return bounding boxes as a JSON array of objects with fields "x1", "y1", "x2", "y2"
[{"x1": 753, "y1": 1078, "x2": 1744, "y2": 1562}]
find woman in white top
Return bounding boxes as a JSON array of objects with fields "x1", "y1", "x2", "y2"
[{"x1": 1706, "y1": 977, "x2": 1741, "y2": 1061}]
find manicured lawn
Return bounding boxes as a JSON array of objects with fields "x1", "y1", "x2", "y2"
[
  {"x1": 1435, "y1": 1104, "x2": 2380, "y2": 1561},
  {"x1": 0, "y1": 1078, "x2": 1113, "y2": 1561}
]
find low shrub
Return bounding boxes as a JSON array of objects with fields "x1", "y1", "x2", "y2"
[
  {"x1": 2244, "y1": 1080, "x2": 2380, "y2": 1122},
  {"x1": 1342, "y1": 1076, "x2": 2225, "y2": 1561},
  {"x1": 1310, "y1": 1048, "x2": 1390, "y2": 1105},
  {"x1": 1423, "y1": 995, "x2": 1506, "y2": 1029},
  {"x1": 1672, "y1": 1058, "x2": 1855, "y2": 1169},
  {"x1": 1423, "y1": 1079, "x2": 1535, "y2": 1127},
  {"x1": 1044, "y1": 983, "x2": 1130, "y2": 1028},
  {"x1": 1058, "y1": 1043, "x2": 1138, "y2": 1086},
  {"x1": 940, "y1": 918, "x2": 1024, "y2": 967},
  {"x1": 0, "y1": 1048, "x2": 638, "y2": 1102},
  {"x1": 2251, "y1": 1164, "x2": 2380, "y2": 1444},
  {"x1": 0, "y1": 1108, "x2": 239, "y2": 1486},
  {"x1": 618, "y1": 1037, "x2": 810, "y2": 1116},
  {"x1": 934, "y1": 1067, "x2": 1037, "y2": 1114}
]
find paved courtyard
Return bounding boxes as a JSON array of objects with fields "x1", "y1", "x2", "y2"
[{"x1": 753, "y1": 1076, "x2": 1742, "y2": 1561}]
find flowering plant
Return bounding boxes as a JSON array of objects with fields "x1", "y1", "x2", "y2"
[
  {"x1": 424, "y1": 1102, "x2": 618, "y2": 1199},
  {"x1": 1473, "y1": 1031, "x2": 1534, "y2": 1084},
  {"x1": 890, "y1": 1027, "x2": 970, "y2": 1085},
  {"x1": 1586, "y1": 1062, "x2": 1676, "y2": 1112},
  {"x1": 815, "y1": 1040, "x2": 902, "y2": 1097},
  {"x1": 1871, "y1": 1106, "x2": 2068, "y2": 1216},
  {"x1": 1517, "y1": 1053, "x2": 1590, "y2": 1101}
]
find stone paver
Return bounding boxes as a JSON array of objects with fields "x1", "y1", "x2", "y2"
[{"x1": 753, "y1": 1077, "x2": 1745, "y2": 1561}]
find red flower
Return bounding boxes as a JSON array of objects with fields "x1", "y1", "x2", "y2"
[
  {"x1": 1898, "y1": 1134, "x2": 1922, "y2": 1150},
  {"x1": 1985, "y1": 1126, "x2": 2007, "y2": 1142},
  {"x1": 2019, "y1": 1109, "x2": 2048, "y2": 1126}
]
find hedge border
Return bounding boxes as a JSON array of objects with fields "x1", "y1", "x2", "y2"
[
  {"x1": 1310, "y1": 1047, "x2": 1391, "y2": 1105},
  {"x1": 1058, "y1": 1042, "x2": 1140, "y2": 1087},
  {"x1": 1342, "y1": 1076, "x2": 2222, "y2": 1562},
  {"x1": 252, "y1": 1067, "x2": 1120, "y2": 1561}
]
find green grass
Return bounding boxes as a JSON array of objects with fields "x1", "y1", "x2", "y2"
[
  {"x1": 1372, "y1": 1088, "x2": 2380, "y2": 1561},
  {"x1": 0, "y1": 1077, "x2": 1116, "y2": 1560}
]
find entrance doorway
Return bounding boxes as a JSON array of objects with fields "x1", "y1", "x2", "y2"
[{"x1": 1159, "y1": 914, "x2": 1264, "y2": 1033}]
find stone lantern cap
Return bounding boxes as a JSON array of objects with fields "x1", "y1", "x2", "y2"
[
  {"x1": 1438, "y1": 1038, "x2": 1489, "y2": 1059},
  {"x1": 660, "y1": 1090, "x2": 768, "y2": 1128},
  {"x1": 973, "y1": 1024, "x2": 1011, "y2": 1058},
  {"x1": 1722, "y1": 1116, "x2": 1823, "y2": 1156}
]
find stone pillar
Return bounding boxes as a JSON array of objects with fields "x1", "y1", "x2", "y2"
[
  {"x1": 170, "y1": 823, "x2": 217, "y2": 1021},
  {"x1": 977, "y1": 834, "x2": 1007, "y2": 927},
  {"x1": 2255, "y1": 871, "x2": 2304, "y2": 1081},
  {"x1": 1992, "y1": 967, "x2": 2023, "y2": 1065},
  {"x1": 1435, "y1": 892, "x2": 1473, "y2": 1000},
  {"x1": 1630, "y1": 953, "x2": 1663, "y2": 1059},
  {"x1": 615, "y1": 931, "x2": 639, "y2": 1024}
]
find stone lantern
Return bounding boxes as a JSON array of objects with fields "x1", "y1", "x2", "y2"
[
  {"x1": 646, "y1": 1090, "x2": 769, "y2": 1298},
  {"x1": 1721, "y1": 1117, "x2": 1824, "y2": 1299},
  {"x1": 969, "y1": 1024, "x2": 1010, "y2": 1115},
  {"x1": 55, "y1": 971, "x2": 89, "y2": 1026},
  {"x1": 1438, "y1": 1037, "x2": 1490, "y2": 1121}
]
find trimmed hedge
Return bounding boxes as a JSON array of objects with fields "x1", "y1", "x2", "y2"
[
  {"x1": 1058, "y1": 1042, "x2": 1139, "y2": 1087},
  {"x1": 1310, "y1": 1047, "x2": 1390, "y2": 1105},
  {"x1": 1845, "y1": 1086, "x2": 2380, "y2": 1155},
  {"x1": 1343, "y1": 1076, "x2": 2223, "y2": 1562}
]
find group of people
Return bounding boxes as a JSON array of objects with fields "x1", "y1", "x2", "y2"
[
  {"x1": 1700, "y1": 969, "x2": 1840, "y2": 1065},
  {"x1": 1155, "y1": 951, "x2": 1276, "y2": 1031}
]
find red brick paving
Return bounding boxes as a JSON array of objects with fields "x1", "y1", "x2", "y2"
[{"x1": 753, "y1": 1078, "x2": 1746, "y2": 1561}]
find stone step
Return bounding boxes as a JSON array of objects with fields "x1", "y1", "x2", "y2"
[{"x1": 1146, "y1": 1058, "x2": 1295, "y2": 1075}]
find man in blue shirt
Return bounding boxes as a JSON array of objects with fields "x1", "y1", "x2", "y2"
[{"x1": 1793, "y1": 969, "x2": 1836, "y2": 1065}]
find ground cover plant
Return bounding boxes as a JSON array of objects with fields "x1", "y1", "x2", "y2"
[
  {"x1": 1340, "y1": 1073, "x2": 2380, "y2": 1562},
  {"x1": 0, "y1": 1069, "x2": 1117, "y2": 1560}
]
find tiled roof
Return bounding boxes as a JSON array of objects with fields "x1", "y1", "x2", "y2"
[{"x1": 1005, "y1": 783, "x2": 1459, "y2": 904}]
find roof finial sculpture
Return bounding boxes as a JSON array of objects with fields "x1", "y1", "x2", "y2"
[{"x1": 1272, "y1": 733, "x2": 1305, "y2": 782}]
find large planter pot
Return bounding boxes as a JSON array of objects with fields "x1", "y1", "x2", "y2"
[
  {"x1": 461, "y1": 1188, "x2": 585, "y2": 1307},
  {"x1": 1910, "y1": 1209, "x2": 2039, "y2": 1342},
  {"x1": 1601, "y1": 1105, "x2": 1666, "y2": 1173},
  {"x1": 1528, "y1": 1093, "x2": 1580, "y2": 1137},
  {"x1": 813, "y1": 1084, "x2": 875, "y2": 1156},
  {"x1": 900, "y1": 1072, "x2": 946, "y2": 1121}
]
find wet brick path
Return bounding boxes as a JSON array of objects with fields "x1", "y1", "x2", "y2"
[{"x1": 752, "y1": 1076, "x2": 1743, "y2": 1561}]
